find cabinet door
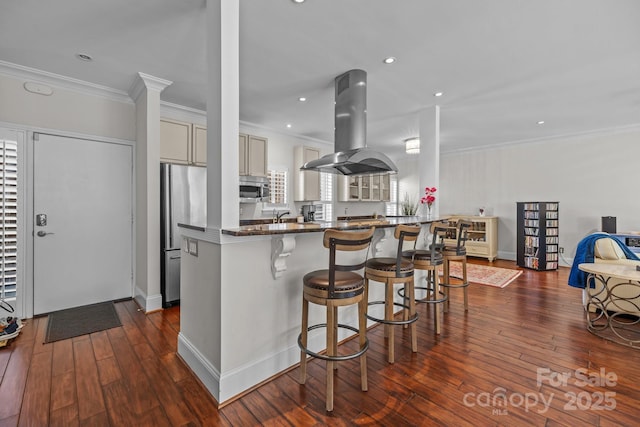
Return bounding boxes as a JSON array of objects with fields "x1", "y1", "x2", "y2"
[
  {"x1": 160, "y1": 119, "x2": 191, "y2": 164},
  {"x1": 294, "y1": 146, "x2": 320, "y2": 201},
  {"x1": 239, "y1": 133, "x2": 248, "y2": 175},
  {"x1": 349, "y1": 176, "x2": 360, "y2": 200},
  {"x1": 193, "y1": 125, "x2": 207, "y2": 166},
  {"x1": 337, "y1": 176, "x2": 350, "y2": 201},
  {"x1": 302, "y1": 147, "x2": 320, "y2": 200},
  {"x1": 247, "y1": 135, "x2": 268, "y2": 177},
  {"x1": 370, "y1": 175, "x2": 381, "y2": 200},
  {"x1": 381, "y1": 174, "x2": 391, "y2": 201},
  {"x1": 360, "y1": 175, "x2": 371, "y2": 200}
]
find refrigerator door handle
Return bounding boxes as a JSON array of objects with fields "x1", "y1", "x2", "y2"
[{"x1": 162, "y1": 164, "x2": 173, "y2": 248}]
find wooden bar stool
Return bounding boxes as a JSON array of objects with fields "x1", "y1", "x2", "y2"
[
  {"x1": 400, "y1": 223, "x2": 447, "y2": 334},
  {"x1": 441, "y1": 220, "x2": 472, "y2": 312},
  {"x1": 364, "y1": 224, "x2": 421, "y2": 363},
  {"x1": 298, "y1": 227, "x2": 375, "y2": 412}
]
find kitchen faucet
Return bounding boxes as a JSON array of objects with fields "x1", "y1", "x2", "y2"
[{"x1": 273, "y1": 210, "x2": 290, "y2": 223}]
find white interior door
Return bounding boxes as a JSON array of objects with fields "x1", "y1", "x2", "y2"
[{"x1": 33, "y1": 133, "x2": 133, "y2": 315}]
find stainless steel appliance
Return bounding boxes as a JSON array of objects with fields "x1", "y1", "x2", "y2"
[
  {"x1": 301, "y1": 69, "x2": 397, "y2": 176},
  {"x1": 239, "y1": 175, "x2": 269, "y2": 203},
  {"x1": 301, "y1": 204, "x2": 316, "y2": 222},
  {"x1": 160, "y1": 163, "x2": 206, "y2": 307}
]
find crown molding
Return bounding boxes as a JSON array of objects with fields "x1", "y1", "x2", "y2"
[
  {"x1": 442, "y1": 123, "x2": 640, "y2": 155},
  {"x1": 129, "y1": 72, "x2": 172, "y2": 101},
  {"x1": 160, "y1": 101, "x2": 207, "y2": 125},
  {"x1": 0, "y1": 60, "x2": 133, "y2": 104}
]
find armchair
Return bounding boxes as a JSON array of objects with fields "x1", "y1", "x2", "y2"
[{"x1": 568, "y1": 232, "x2": 640, "y2": 312}]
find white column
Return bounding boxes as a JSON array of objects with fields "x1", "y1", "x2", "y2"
[
  {"x1": 206, "y1": 0, "x2": 240, "y2": 230},
  {"x1": 129, "y1": 72, "x2": 172, "y2": 312},
  {"x1": 418, "y1": 105, "x2": 440, "y2": 217}
]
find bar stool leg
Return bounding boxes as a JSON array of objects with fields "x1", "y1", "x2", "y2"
[
  {"x1": 402, "y1": 282, "x2": 409, "y2": 326},
  {"x1": 462, "y1": 259, "x2": 469, "y2": 311},
  {"x1": 443, "y1": 258, "x2": 451, "y2": 313},
  {"x1": 433, "y1": 268, "x2": 441, "y2": 334},
  {"x1": 358, "y1": 296, "x2": 368, "y2": 391},
  {"x1": 385, "y1": 279, "x2": 395, "y2": 363},
  {"x1": 408, "y1": 278, "x2": 417, "y2": 352},
  {"x1": 326, "y1": 304, "x2": 336, "y2": 412},
  {"x1": 299, "y1": 298, "x2": 309, "y2": 384}
]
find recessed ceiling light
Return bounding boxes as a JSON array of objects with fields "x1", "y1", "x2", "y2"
[
  {"x1": 383, "y1": 57, "x2": 396, "y2": 64},
  {"x1": 434, "y1": 92, "x2": 444, "y2": 97},
  {"x1": 75, "y1": 53, "x2": 93, "y2": 62},
  {"x1": 298, "y1": 97, "x2": 307, "y2": 102},
  {"x1": 537, "y1": 120, "x2": 545, "y2": 125},
  {"x1": 292, "y1": 0, "x2": 305, "y2": 3},
  {"x1": 286, "y1": 124, "x2": 292, "y2": 128}
]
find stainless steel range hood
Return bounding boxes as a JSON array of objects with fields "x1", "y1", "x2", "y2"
[{"x1": 301, "y1": 69, "x2": 397, "y2": 176}]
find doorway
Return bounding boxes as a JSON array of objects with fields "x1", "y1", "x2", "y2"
[{"x1": 33, "y1": 133, "x2": 133, "y2": 315}]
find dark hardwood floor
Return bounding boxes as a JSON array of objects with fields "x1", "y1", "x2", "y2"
[{"x1": 1, "y1": 259, "x2": 640, "y2": 426}]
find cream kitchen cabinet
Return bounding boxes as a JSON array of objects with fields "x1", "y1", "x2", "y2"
[
  {"x1": 239, "y1": 133, "x2": 268, "y2": 177},
  {"x1": 293, "y1": 146, "x2": 320, "y2": 201},
  {"x1": 442, "y1": 215, "x2": 498, "y2": 261},
  {"x1": 338, "y1": 174, "x2": 390, "y2": 202},
  {"x1": 160, "y1": 118, "x2": 206, "y2": 166},
  {"x1": 192, "y1": 125, "x2": 207, "y2": 166}
]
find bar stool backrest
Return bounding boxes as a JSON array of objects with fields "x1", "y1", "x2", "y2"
[
  {"x1": 430, "y1": 220, "x2": 449, "y2": 249},
  {"x1": 429, "y1": 224, "x2": 449, "y2": 262},
  {"x1": 323, "y1": 227, "x2": 375, "y2": 297},
  {"x1": 455, "y1": 220, "x2": 472, "y2": 255},
  {"x1": 394, "y1": 224, "x2": 422, "y2": 278}
]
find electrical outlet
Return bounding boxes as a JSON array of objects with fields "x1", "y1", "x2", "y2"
[{"x1": 559, "y1": 247, "x2": 564, "y2": 254}]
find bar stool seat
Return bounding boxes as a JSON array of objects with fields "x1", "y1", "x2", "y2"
[
  {"x1": 298, "y1": 228, "x2": 375, "y2": 412},
  {"x1": 304, "y1": 270, "x2": 366, "y2": 296},
  {"x1": 365, "y1": 224, "x2": 421, "y2": 364}
]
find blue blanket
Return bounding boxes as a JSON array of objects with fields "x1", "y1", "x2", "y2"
[{"x1": 568, "y1": 233, "x2": 640, "y2": 289}]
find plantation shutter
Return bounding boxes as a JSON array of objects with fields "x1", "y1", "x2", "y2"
[
  {"x1": 0, "y1": 138, "x2": 18, "y2": 304},
  {"x1": 268, "y1": 170, "x2": 287, "y2": 205}
]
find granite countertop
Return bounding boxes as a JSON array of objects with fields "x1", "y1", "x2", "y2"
[{"x1": 221, "y1": 216, "x2": 443, "y2": 237}]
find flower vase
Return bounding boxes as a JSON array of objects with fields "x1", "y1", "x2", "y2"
[{"x1": 426, "y1": 205, "x2": 433, "y2": 219}]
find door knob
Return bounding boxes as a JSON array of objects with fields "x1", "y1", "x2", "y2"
[{"x1": 36, "y1": 231, "x2": 54, "y2": 237}]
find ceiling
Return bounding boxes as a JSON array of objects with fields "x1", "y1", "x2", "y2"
[{"x1": 1, "y1": 0, "x2": 639, "y2": 158}]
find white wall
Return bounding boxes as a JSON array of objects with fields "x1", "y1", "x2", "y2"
[
  {"x1": 438, "y1": 128, "x2": 640, "y2": 264},
  {"x1": 0, "y1": 74, "x2": 135, "y2": 140},
  {"x1": 0, "y1": 72, "x2": 137, "y2": 317}
]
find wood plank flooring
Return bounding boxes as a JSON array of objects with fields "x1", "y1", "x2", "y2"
[{"x1": 1, "y1": 259, "x2": 640, "y2": 426}]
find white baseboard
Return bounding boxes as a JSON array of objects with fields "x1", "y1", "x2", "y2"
[
  {"x1": 177, "y1": 333, "x2": 221, "y2": 402},
  {"x1": 134, "y1": 287, "x2": 163, "y2": 313},
  {"x1": 178, "y1": 331, "x2": 327, "y2": 404}
]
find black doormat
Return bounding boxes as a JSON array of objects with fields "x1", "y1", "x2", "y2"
[{"x1": 44, "y1": 301, "x2": 122, "y2": 344}]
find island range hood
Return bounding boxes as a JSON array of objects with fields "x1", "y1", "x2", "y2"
[{"x1": 301, "y1": 69, "x2": 398, "y2": 176}]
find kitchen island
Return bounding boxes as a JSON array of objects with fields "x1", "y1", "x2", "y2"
[{"x1": 176, "y1": 216, "x2": 442, "y2": 406}]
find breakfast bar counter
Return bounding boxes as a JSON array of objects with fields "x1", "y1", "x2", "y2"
[
  {"x1": 176, "y1": 215, "x2": 443, "y2": 406},
  {"x1": 221, "y1": 215, "x2": 440, "y2": 236}
]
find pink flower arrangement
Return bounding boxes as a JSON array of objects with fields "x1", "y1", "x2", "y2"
[{"x1": 420, "y1": 186, "x2": 437, "y2": 207}]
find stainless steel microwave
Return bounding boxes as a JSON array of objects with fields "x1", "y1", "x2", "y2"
[{"x1": 239, "y1": 176, "x2": 269, "y2": 203}]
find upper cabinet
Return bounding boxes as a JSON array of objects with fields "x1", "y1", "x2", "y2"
[
  {"x1": 239, "y1": 133, "x2": 268, "y2": 177},
  {"x1": 192, "y1": 125, "x2": 207, "y2": 166},
  {"x1": 160, "y1": 118, "x2": 206, "y2": 166},
  {"x1": 293, "y1": 146, "x2": 320, "y2": 201},
  {"x1": 338, "y1": 174, "x2": 391, "y2": 202}
]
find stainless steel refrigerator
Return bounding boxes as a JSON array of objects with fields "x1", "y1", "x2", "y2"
[{"x1": 160, "y1": 163, "x2": 206, "y2": 307}]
